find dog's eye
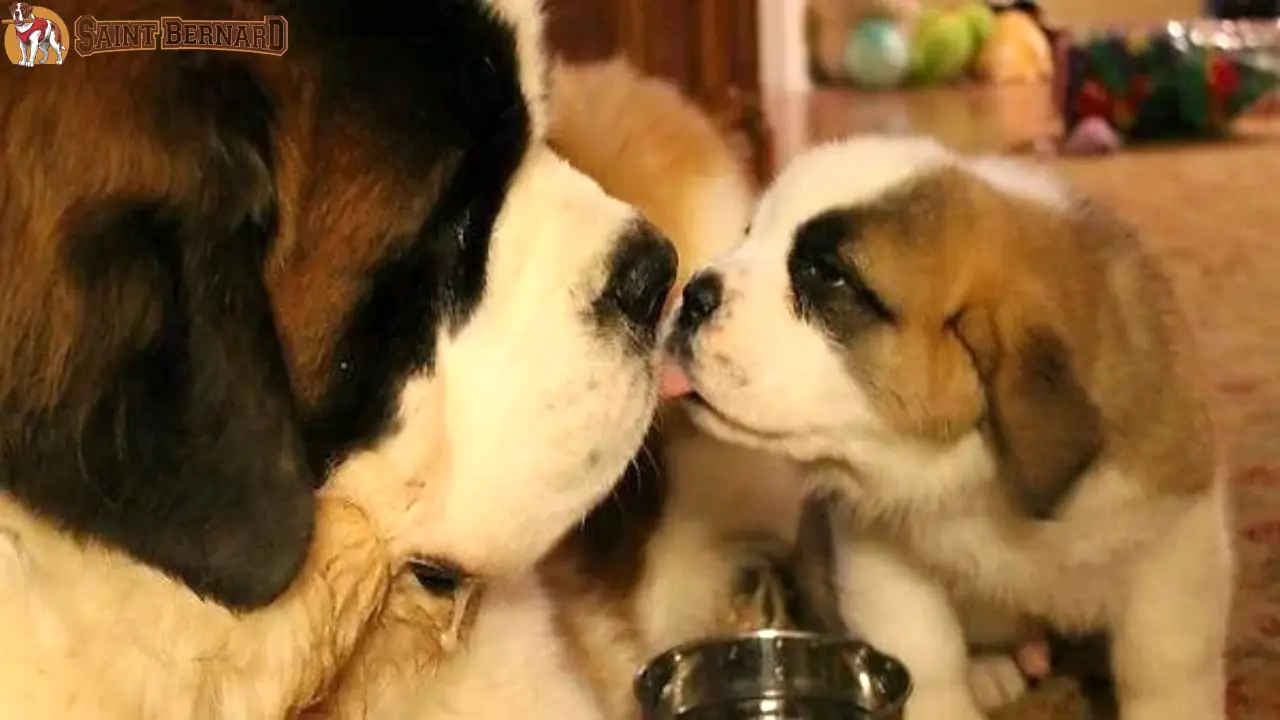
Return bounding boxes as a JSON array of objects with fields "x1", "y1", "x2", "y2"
[
  {"x1": 410, "y1": 559, "x2": 467, "y2": 596},
  {"x1": 798, "y1": 254, "x2": 896, "y2": 322},
  {"x1": 797, "y1": 254, "x2": 849, "y2": 289}
]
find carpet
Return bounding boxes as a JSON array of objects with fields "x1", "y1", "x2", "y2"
[{"x1": 1052, "y1": 139, "x2": 1280, "y2": 719}]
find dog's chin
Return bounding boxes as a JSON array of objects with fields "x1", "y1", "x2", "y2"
[{"x1": 677, "y1": 391, "x2": 802, "y2": 456}]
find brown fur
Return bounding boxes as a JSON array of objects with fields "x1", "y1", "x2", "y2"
[
  {"x1": 548, "y1": 56, "x2": 757, "y2": 301},
  {"x1": 817, "y1": 169, "x2": 1215, "y2": 515}
]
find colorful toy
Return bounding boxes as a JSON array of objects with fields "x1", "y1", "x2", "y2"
[
  {"x1": 959, "y1": 2, "x2": 997, "y2": 50},
  {"x1": 1061, "y1": 116, "x2": 1123, "y2": 155},
  {"x1": 908, "y1": 7, "x2": 975, "y2": 84},
  {"x1": 975, "y1": 8, "x2": 1053, "y2": 84},
  {"x1": 844, "y1": 17, "x2": 912, "y2": 89},
  {"x1": 1058, "y1": 23, "x2": 1278, "y2": 141},
  {"x1": 807, "y1": 0, "x2": 920, "y2": 82}
]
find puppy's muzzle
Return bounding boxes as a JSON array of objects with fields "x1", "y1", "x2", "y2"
[{"x1": 675, "y1": 270, "x2": 723, "y2": 336}]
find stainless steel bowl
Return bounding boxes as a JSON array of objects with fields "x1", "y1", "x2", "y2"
[{"x1": 635, "y1": 630, "x2": 912, "y2": 719}]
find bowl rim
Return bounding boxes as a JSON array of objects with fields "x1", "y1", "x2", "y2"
[{"x1": 633, "y1": 629, "x2": 913, "y2": 716}]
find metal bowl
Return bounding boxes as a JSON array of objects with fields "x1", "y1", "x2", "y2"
[{"x1": 635, "y1": 630, "x2": 912, "y2": 720}]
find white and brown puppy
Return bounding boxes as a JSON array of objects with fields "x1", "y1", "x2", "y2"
[
  {"x1": 0, "y1": 0, "x2": 673, "y2": 716},
  {"x1": 664, "y1": 136, "x2": 1233, "y2": 720}
]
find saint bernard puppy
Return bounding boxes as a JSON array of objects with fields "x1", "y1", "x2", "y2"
[
  {"x1": 306, "y1": 57, "x2": 814, "y2": 720},
  {"x1": 664, "y1": 136, "x2": 1234, "y2": 720},
  {"x1": 0, "y1": 0, "x2": 679, "y2": 716}
]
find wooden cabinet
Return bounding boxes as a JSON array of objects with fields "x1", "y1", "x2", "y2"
[{"x1": 543, "y1": 0, "x2": 774, "y2": 182}]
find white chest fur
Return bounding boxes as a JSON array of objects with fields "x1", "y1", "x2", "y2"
[{"x1": 833, "y1": 436, "x2": 1181, "y2": 630}]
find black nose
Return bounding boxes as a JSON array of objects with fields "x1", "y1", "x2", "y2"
[
  {"x1": 599, "y1": 221, "x2": 678, "y2": 337},
  {"x1": 676, "y1": 271, "x2": 723, "y2": 335}
]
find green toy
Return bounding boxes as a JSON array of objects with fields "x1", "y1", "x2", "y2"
[
  {"x1": 908, "y1": 8, "x2": 973, "y2": 84},
  {"x1": 959, "y1": 2, "x2": 997, "y2": 50}
]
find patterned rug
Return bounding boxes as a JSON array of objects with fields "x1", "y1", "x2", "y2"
[{"x1": 1053, "y1": 139, "x2": 1280, "y2": 718}]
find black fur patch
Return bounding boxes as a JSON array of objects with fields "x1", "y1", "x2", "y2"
[
  {"x1": 788, "y1": 210, "x2": 894, "y2": 335},
  {"x1": 591, "y1": 221, "x2": 679, "y2": 352},
  {"x1": 0, "y1": 53, "x2": 317, "y2": 610},
  {"x1": 294, "y1": 1, "x2": 532, "y2": 471},
  {"x1": 3, "y1": 196, "x2": 315, "y2": 610}
]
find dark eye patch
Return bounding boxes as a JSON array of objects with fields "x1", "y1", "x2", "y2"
[{"x1": 788, "y1": 210, "x2": 895, "y2": 325}]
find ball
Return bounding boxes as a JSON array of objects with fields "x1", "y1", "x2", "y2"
[
  {"x1": 910, "y1": 10, "x2": 975, "y2": 84},
  {"x1": 844, "y1": 19, "x2": 911, "y2": 90},
  {"x1": 959, "y1": 1, "x2": 997, "y2": 50}
]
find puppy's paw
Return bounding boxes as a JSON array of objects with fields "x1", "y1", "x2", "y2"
[
  {"x1": 968, "y1": 653, "x2": 1028, "y2": 712},
  {"x1": 728, "y1": 563, "x2": 793, "y2": 631}
]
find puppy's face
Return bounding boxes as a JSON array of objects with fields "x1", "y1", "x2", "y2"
[
  {"x1": 0, "y1": 0, "x2": 672, "y2": 607},
  {"x1": 670, "y1": 137, "x2": 1103, "y2": 516}
]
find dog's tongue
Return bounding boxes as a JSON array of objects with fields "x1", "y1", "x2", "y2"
[{"x1": 658, "y1": 360, "x2": 695, "y2": 400}]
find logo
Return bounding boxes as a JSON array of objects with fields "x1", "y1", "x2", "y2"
[
  {"x1": 73, "y1": 15, "x2": 287, "y2": 57},
  {"x1": 4, "y1": 3, "x2": 68, "y2": 66}
]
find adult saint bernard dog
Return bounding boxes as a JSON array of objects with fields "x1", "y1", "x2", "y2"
[
  {"x1": 306, "y1": 58, "x2": 814, "y2": 719},
  {"x1": 664, "y1": 137, "x2": 1234, "y2": 720},
  {"x1": 0, "y1": 0, "x2": 691, "y2": 716}
]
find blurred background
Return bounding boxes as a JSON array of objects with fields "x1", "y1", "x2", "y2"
[{"x1": 542, "y1": 0, "x2": 1278, "y2": 175}]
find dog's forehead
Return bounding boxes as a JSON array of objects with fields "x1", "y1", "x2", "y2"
[
  {"x1": 480, "y1": 0, "x2": 548, "y2": 137},
  {"x1": 755, "y1": 137, "x2": 1073, "y2": 246},
  {"x1": 757, "y1": 136, "x2": 954, "y2": 239}
]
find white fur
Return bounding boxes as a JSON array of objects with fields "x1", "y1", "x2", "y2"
[
  {"x1": 964, "y1": 155, "x2": 1073, "y2": 210},
  {"x1": 403, "y1": 573, "x2": 604, "y2": 719},
  {"x1": 679, "y1": 136, "x2": 1234, "y2": 720},
  {"x1": 368, "y1": 144, "x2": 661, "y2": 578}
]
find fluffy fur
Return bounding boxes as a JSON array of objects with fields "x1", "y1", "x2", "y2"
[
  {"x1": 0, "y1": 0, "x2": 676, "y2": 715},
  {"x1": 668, "y1": 136, "x2": 1233, "y2": 720},
  {"x1": 309, "y1": 57, "x2": 810, "y2": 719}
]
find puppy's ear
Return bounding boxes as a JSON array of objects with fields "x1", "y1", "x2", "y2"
[
  {"x1": 0, "y1": 59, "x2": 314, "y2": 609},
  {"x1": 955, "y1": 310, "x2": 1104, "y2": 519}
]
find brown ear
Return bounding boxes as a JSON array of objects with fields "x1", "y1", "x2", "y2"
[
  {"x1": 957, "y1": 312, "x2": 1104, "y2": 518},
  {"x1": 0, "y1": 56, "x2": 314, "y2": 610}
]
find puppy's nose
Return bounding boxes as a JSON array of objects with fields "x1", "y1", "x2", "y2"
[
  {"x1": 676, "y1": 271, "x2": 723, "y2": 335},
  {"x1": 600, "y1": 221, "x2": 678, "y2": 336}
]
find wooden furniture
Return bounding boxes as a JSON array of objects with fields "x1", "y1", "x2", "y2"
[{"x1": 542, "y1": 0, "x2": 774, "y2": 183}]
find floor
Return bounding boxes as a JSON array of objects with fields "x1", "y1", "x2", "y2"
[{"x1": 765, "y1": 84, "x2": 1280, "y2": 718}]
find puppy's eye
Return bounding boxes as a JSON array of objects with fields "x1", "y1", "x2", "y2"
[
  {"x1": 797, "y1": 253, "x2": 849, "y2": 289},
  {"x1": 410, "y1": 559, "x2": 467, "y2": 596}
]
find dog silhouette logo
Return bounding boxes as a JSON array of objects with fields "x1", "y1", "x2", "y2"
[{"x1": 5, "y1": 3, "x2": 68, "y2": 66}]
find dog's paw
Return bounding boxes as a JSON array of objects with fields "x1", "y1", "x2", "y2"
[{"x1": 968, "y1": 653, "x2": 1028, "y2": 712}]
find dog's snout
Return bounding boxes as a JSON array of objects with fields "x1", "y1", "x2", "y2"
[
  {"x1": 599, "y1": 221, "x2": 678, "y2": 339},
  {"x1": 676, "y1": 271, "x2": 723, "y2": 335}
]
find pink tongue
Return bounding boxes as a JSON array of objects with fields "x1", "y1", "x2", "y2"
[{"x1": 658, "y1": 360, "x2": 695, "y2": 400}]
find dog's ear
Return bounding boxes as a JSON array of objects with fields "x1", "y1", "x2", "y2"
[
  {"x1": 955, "y1": 308, "x2": 1104, "y2": 519},
  {"x1": 0, "y1": 57, "x2": 314, "y2": 609}
]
